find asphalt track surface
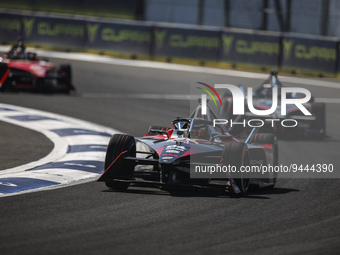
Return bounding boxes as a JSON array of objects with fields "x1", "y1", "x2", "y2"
[
  {"x1": 0, "y1": 121, "x2": 53, "y2": 170},
  {"x1": 1, "y1": 55, "x2": 340, "y2": 255}
]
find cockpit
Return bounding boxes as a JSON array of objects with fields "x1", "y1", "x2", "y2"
[{"x1": 170, "y1": 103, "x2": 231, "y2": 140}]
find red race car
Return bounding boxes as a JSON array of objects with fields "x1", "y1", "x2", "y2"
[{"x1": 0, "y1": 39, "x2": 75, "y2": 93}]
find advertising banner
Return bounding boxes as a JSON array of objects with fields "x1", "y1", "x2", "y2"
[
  {"x1": 281, "y1": 35, "x2": 338, "y2": 74},
  {"x1": 338, "y1": 42, "x2": 340, "y2": 75},
  {"x1": 22, "y1": 15, "x2": 85, "y2": 49},
  {"x1": 84, "y1": 21, "x2": 152, "y2": 56},
  {"x1": 220, "y1": 30, "x2": 281, "y2": 67},
  {"x1": 0, "y1": 12, "x2": 85, "y2": 49},
  {"x1": 0, "y1": 13, "x2": 24, "y2": 43},
  {"x1": 0, "y1": 10, "x2": 339, "y2": 76},
  {"x1": 152, "y1": 25, "x2": 220, "y2": 61}
]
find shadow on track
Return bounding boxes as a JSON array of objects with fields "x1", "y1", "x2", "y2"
[
  {"x1": 101, "y1": 185, "x2": 299, "y2": 200},
  {"x1": 278, "y1": 135, "x2": 333, "y2": 142}
]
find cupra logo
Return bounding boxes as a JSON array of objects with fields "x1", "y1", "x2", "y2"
[
  {"x1": 154, "y1": 30, "x2": 167, "y2": 49},
  {"x1": 87, "y1": 23, "x2": 100, "y2": 43},
  {"x1": 283, "y1": 39, "x2": 294, "y2": 60},
  {"x1": 222, "y1": 35, "x2": 234, "y2": 55},
  {"x1": 23, "y1": 18, "x2": 35, "y2": 37}
]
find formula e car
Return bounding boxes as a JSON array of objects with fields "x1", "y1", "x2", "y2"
[
  {"x1": 98, "y1": 102, "x2": 278, "y2": 195},
  {"x1": 219, "y1": 70, "x2": 326, "y2": 138},
  {"x1": 0, "y1": 39, "x2": 75, "y2": 93}
]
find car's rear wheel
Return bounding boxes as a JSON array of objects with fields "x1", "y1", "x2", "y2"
[
  {"x1": 222, "y1": 142, "x2": 250, "y2": 194},
  {"x1": 104, "y1": 134, "x2": 136, "y2": 190},
  {"x1": 59, "y1": 64, "x2": 72, "y2": 82},
  {"x1": 250, "y1": 133, "x2": 278, "y2": 187},
  {"x1": 0, "y1": 63, "x2": 18, "y2": 92},
  {"x1": 58, "y1": 64, "x2": 73, "y2": 93}
]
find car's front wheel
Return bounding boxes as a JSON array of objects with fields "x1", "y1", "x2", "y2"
[{"x1": 104, "y1": 134, "x2": 136, "y2": 190}]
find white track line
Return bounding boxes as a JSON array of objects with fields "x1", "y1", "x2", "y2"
[
  {"x1": 80, "y1": 92, "x2": 340, "y2": 104},
  {"x1": 0, "y1": 103, "x2": 119, "y2": 197}
]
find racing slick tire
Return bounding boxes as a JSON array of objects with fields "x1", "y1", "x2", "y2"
[
  {"x1": 250, "y1": 133, "x2": 278, "y2": 164},
  {"x1": 222, "y1": 142, "x2": 250, "y2": 195},
  {"x1": 104, "y1": 134, "x2": 136, "y2": 191},
  {"x1": 250, "y1": 133, "x2": 278, "y2": 187},
  {"x1": 59, "y1": 64, "x2": 72, "y2": 82},
  {"x1": 0, "y1": 63, "x2": 13, "y2": 92},
  {"x1": 58, "y1": 64, "x2": 73, "y2": 93}
]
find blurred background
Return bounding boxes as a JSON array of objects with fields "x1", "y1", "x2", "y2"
[
  {"x1": 146, "y1": 0, "x2": 339, "y2": 37},
  {"x1": 0, "y1": 0, "x2": 339, "y2": 76},
  {"x1": 1, "y1": 0, "x2": 339, "y2": 37}
]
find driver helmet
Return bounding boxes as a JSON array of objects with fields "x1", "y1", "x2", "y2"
[
  {"x1": 13, "y1": 48, "x2": 24, "y2": 59},
  {"x1": 17, "y1": 39, "x2": 24, "y2": 46},
  {"x1": 172, "y1": 120, "x2": 190, "y2": 138},
  {"x1": 177, "y1": 122, "x2": 189, "y2": 138},
  {"x1": 15, "y1": 36, "x2": 25, "y2": 47}
]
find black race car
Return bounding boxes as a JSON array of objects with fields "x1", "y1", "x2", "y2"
[
  {"x1": 219, "y1": 70, "x2": 326, "y2": 138},
  {"x1": 98, "y1": 102, "x2": 278, "y2": 195}
]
